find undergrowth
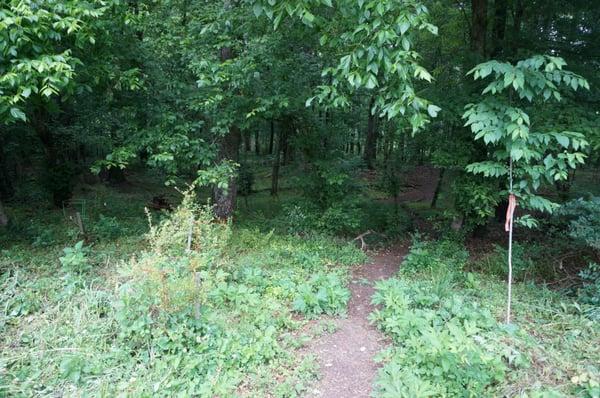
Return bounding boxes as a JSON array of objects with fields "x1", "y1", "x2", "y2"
[
  {"x1": 371, "y1": 237, "x2": 600, "y2": 397},
  {"x1": 0, "y1": 191, "x2": 365, "y2": 397}
]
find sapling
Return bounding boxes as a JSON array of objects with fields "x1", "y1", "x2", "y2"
[{"x1": 463, "y1": 55, "x2": 589, "y2": 323}]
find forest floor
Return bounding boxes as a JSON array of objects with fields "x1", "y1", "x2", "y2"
[{"x1": 304, "y1": 243, "x2": 407, "y2": 398}]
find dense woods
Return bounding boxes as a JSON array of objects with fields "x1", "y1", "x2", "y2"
[{"x1": 1, "y1": 0, "x2": 599, "y2": 396}]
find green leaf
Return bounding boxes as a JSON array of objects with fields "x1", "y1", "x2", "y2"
[
  {"x1": 253, "y1": 3, "x2": 263, "y2": 17},
  {"x1": 10, "y1": 107, "x2": 26, "y2": 121},
  {"x1": 427, "y1": 104, "x2": 441, "y2": 118}
]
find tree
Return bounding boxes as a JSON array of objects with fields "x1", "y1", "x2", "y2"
[{"x1": 464, "y1": 55, "x2": 590, "y2": 322}]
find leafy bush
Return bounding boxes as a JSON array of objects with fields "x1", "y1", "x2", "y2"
[
  {"x1": 280, "y1": 201, "x2": 320, "y2": 235},
  {"x1": 92, "y1": 214, "x2": 125, "y2": 240},
  {"x1": 59, "y1": 241, "x2": 91, "y2": 273},
  {"x1": 452, "y1": 176, "x2": 500, "y2": 227},
  {"x1": 317, "y1": 200, "x2": 362, "y2": 235},
  {"x1": 279, "y1": 198, "x2": 362, "y2": 236},
  {"x1": 400, "y1": 235, "x2": 469, "y2": 275},
  {"x1": 370, "y1": 277, "x2": 508, "y2": 397},
  {"x1": 577, "y1": 263, "x2": 600, "y2": 320},
  {"x1": 292, "y1": 273, "x2": 350, "y2": 316},
  {"x1": 558, "y1": 197, "x2": 600, "y2": 252}
]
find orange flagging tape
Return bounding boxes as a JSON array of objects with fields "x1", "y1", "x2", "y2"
[{"x1": 505, "y1": 194, "x2": 517, "y2": 232}]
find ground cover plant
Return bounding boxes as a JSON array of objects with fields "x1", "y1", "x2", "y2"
[{"x1": 371, "y1": 237, "x2": 600, "y2": 397}]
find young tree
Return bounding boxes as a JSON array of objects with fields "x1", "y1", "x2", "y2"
[{"x1": 464, "y1": 55, "x2": 590, "y2": 323}]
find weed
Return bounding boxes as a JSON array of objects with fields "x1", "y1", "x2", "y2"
[{"x1": 59, "y1": 241, "x2": 90, "y2": 274}]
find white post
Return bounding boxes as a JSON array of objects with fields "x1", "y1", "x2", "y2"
[{"x1": 506, "y1": 158, "x2": 514, "y2": 324}]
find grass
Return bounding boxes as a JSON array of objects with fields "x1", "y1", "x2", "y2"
[
  {"x1": 371, "y1": 237, "x2": 600, "y2": 397},
  {"x1": 0, "y1": 171, "x2": 366, "y2": 397}
]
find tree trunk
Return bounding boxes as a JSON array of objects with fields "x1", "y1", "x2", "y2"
[
  {"x1": 491, "y1": 0, "x2": 507, "y2": 57},
  {"x1": 244, "y1": 132, "x2": 251, "y2": 152},
  {"x1": 268, "y1": 120, "x2": 275, "y2": 155},
  {"x1": 430, "y1": 168, "x2": 445, "y2": 209},
  {"x1": 363, "y1": 97, "x2": 378, "y2": 169},
  {"x1": 471, "y1": 0, "x2": 488, "y2": 56},
  {"x1": 282, "y1": 124, "x2": 291, "y2": 165},
  {"x1": 510, "y1": 0, "x2": 524, "y2": 54},
  {"x1": 0, "y1": 135, "x2": 13, "y2": 200},
  {"x1": 271, "y1": 128, "x2": 283, "y2": 196},
  {"x1": 213, "y1": 44, "x2": 241, "y2": 220},
  {"x1": 0, "y1": 199, "x2": 7, "y2": 226},
  {"x1": 213, "y1": 125, "x2": 241, "y2": 219},
  {"x1": 254, "y1": 130, "x2": 260, "y2": 155}
]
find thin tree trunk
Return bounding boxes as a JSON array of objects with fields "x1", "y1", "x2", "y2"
[
  {"x1": 254, "y1": 130, "x2": 260, "y2": 155},
  {"x1": 268, "y1": 120, "x2": 275, "y2": 155},
  {"x1": 430, "y1": 168, "x2": 446, "y2": 208},
  {"x1": 282, "y1": 124, "x2": 290, "y2": 165},
  {"x1": 510, "y1": 0, "x2": 524, "y2": 54},
  {"x1": 363, "y1": 97, "x2": 378, "y2": 169},
  {"x1": 491, "y1": 0, "x2": 507, "y2": 57},
  {"x1": 271, "y1": 128, "x2": 283, "y2": 196},
  {"x1": 0, "y1": 199, "x2": 7, "y2": 226},
  {"x1": 244, "y1": 132, "x2": 251, "y2": 152},
  {"x1": 471, "y1": 0, "x2": 488, "y2": 56}
]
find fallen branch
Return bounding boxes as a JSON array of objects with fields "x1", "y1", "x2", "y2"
[{"x1": 353, "y1": 230, "x2": 374, "y2": 251}]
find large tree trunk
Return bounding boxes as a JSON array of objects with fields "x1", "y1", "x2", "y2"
[
  {"x1": 491, "y1": 0, "x2": 507, "y2": 57},
  {"x1": 213, "y1": 45, "x2": 241, "y2": 220},
  {"x1": 213, "y1": 125, "x2": 241, "y2": 219},
  {"x1": 32, "y1": 106, "x2": 75, "y2": 207},
  {"x1": 363, "y1": 97, "x2": 378, "y2": 169},
  {"x1": 471, "y1": 0, "x2": 488, "y2": 56},
  {"x1": 0, "y1": 199, "x2": 7, "y2": 226}
]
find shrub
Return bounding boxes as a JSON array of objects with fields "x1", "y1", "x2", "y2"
[
  {"x1": 92, "y1": 214, "x2": 125, "y2": 240},
  {"x1": 371, "y1": 277, "x2": 508, "y2": 397},
  {"x1": 59, "y1": 240, "x2": 91, "y2": 273},
  {"x1": 317, "y1": 200, "x2": 362, "y2": 235},
  {"x1": 292, "y1": 273, "x2": 350, "y2": 316},
  {"x1": 577, "y1": 263, "x2": 600, "y2": 320},
  {"x1": 557, "y1": 197, "x2": 600, "y2": 253},
  {"x1": 400, "y1": 235, "x2": 469, "y2": 275}
]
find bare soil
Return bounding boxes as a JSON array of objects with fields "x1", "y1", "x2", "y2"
[{"x1": 304, "y1": 244, "x2": 407, "y2": 398}]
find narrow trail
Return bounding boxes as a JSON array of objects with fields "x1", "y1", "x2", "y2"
[{"x1": 305, "y1": 244, "x2": 406, "y2": 398}]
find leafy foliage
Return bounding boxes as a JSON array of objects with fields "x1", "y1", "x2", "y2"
[
  {"x1": 59, "y1": 240, "x2": 90, "y2": 274},
  {"x1": 464, "y1": 56, "x2": 589, "y2": 214}
]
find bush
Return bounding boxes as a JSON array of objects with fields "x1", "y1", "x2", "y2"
[
  {"x1": 400, "y1": 235, "x2": 469, "y2": 275},
  {"x1": 577, "y1": 263, "x2": 600, "y2": 320},
  {"x1": 92, "y1": 214, "x2": 125, "y2": 240},
  {"x1": 278, "y1": 198, "x2": 362, "y2": 236},
  {"x1": 292, "y1": 273, "x2": 350, "y2": 316},
  {"x1": 59, "y1": 241, "x2": 90, "y2": 273},
  {"x1": 557, "y1": 197, "x2": 600, "y2": 253}
]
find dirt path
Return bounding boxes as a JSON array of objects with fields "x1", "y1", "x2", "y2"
[{"x1": 305, "y1": 244, "x2": 406, "y2": 398}]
